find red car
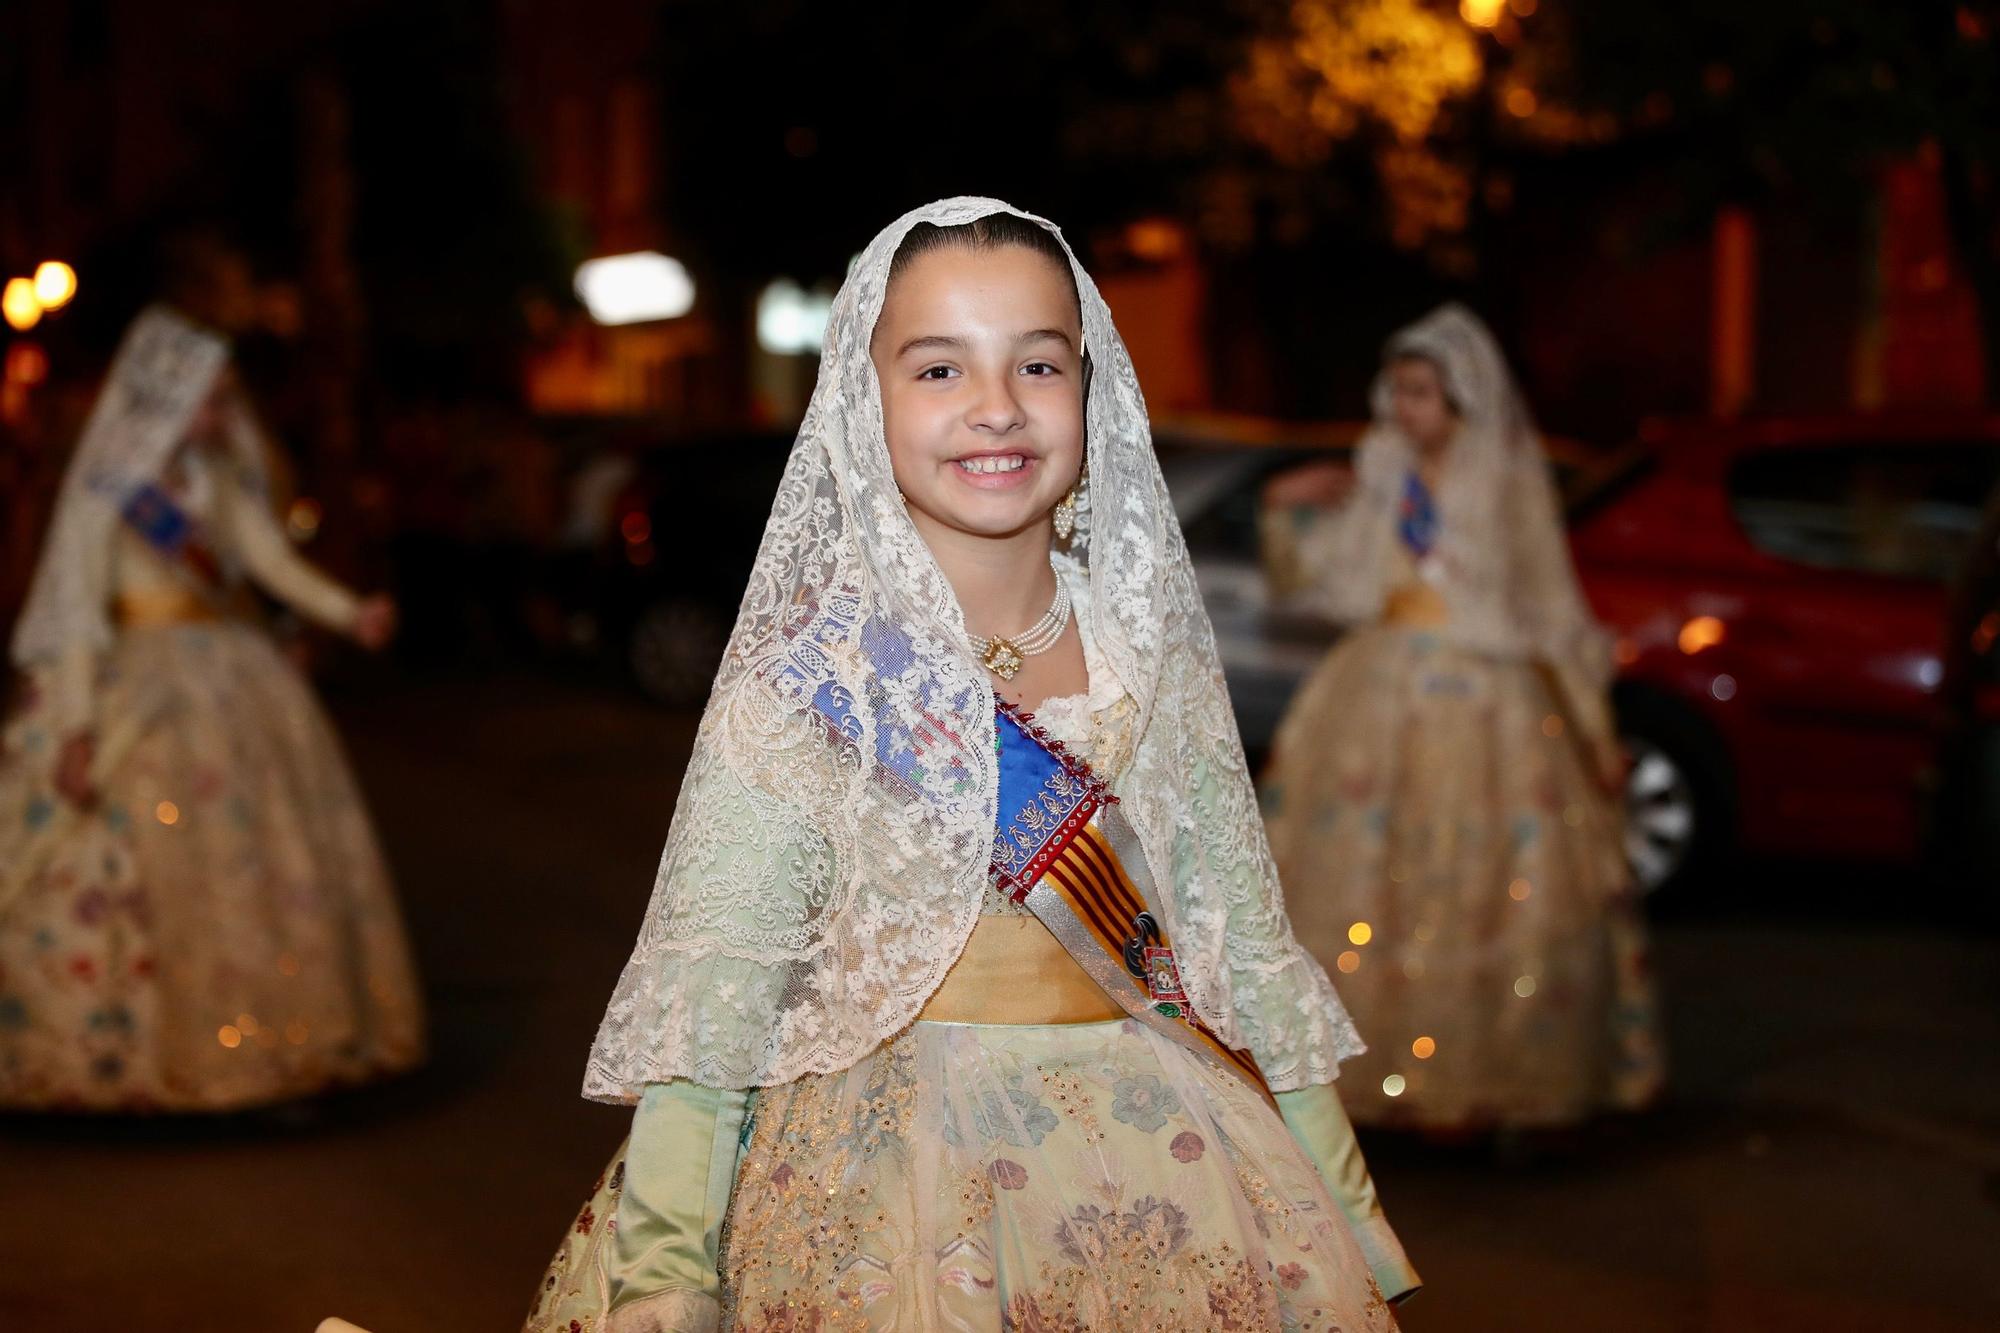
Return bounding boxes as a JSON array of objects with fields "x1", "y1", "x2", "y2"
[
  {"x1": 1570, "y1": 414, "x2": 2000, "y2": 893},
  {"x1": 1939, "y1": 489, "x2": 2000, "y2": 909}
]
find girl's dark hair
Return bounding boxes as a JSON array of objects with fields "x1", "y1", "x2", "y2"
[{"x1": 888, "y1": 213, "x2": 1080, "y2": 315}]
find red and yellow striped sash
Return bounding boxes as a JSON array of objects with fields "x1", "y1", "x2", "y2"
[{"x1": 1039, "y1": 822, "x2": 1270, "y2": 1097}]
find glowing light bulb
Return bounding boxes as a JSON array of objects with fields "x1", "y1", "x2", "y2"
[
  {"x1": 3, "y1": 278, "x2": 41, "y2": 331},
  {"x1": 33, "y1": 261, "x2": 77, "y2": 310},
  {"x1": 1460, "y1": 0, "x2": 1505, "y2": 27}
]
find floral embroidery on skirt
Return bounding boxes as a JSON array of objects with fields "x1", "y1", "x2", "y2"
[
  {"x1": 1265, "y1": 625, "x2": 1663, "y2": 1129},
  {"x1": 528, "y1": 1018, "x2": 1391, "y2": 1331},
  {"x1": 0, "y1": 623, "x2": 424, "y2": 1110}
]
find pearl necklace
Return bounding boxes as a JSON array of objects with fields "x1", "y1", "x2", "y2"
[{"x1": 968, "y1": 562, "x2": 1071, "y2": 681}]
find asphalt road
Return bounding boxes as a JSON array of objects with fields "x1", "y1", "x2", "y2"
[{"x1": 2, "y1": 669, "x2": 1996, "y2": 1332}]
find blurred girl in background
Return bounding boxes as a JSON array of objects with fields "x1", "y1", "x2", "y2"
[
  {"x1": 1260, "y1": 304, "x2": 1661, "y2": 1134},
  {"x1": 0, "y1": 234, "x2": 424, "y2": 1111}
]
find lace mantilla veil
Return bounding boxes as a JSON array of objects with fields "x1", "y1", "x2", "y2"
[
  {"x1": 1301, "y1": 303, "x2": 1612, "y2": 696},
  {"x1": 583, "y1": 197, "x2": 1361, "y2": 1101},
  {"x1": 12, "y1": 305, "x2": 268, "y2": 676}
]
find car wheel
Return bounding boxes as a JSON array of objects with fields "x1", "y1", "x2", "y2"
[
  {"x1": 629, "y1": 597, "x2": 729, "y2": 708},
  {"x1": 1622, "y1": 735, "x2": 1700, "y2": 896},
  {"x1": 1614, "y1": 685, "x2": 1735, "y2": 901}
]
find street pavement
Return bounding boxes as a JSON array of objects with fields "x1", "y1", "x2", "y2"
[{"x1": 2, "y1": 669, "x2": 1996, "y2": 1332}]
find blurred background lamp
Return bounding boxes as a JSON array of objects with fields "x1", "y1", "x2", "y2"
[
  {"x1": 1124, "y1": 217, "x2": 1186, "y2": 262},
  {"x1": 33, "y1": 260, "x2": 77, "y2": 310},
  {"x1": 756, "y1": 279, "x2": 833, "y2": 354},
  {"x1": 1460, "y1": 0, "x2": 1505, "y2": 27},
  {"x1": 3, "y1": 277, "x2": 42, "y2": 331},
  {"x1": 574, "y1": 251, "x2": 694, "y2": 325},
  {"x1": 5, "y1": 341, "x2": 49, "y2": 385},
  {"x1": 1678, "y1": 614, "x2": 1726, "y2": 654}
]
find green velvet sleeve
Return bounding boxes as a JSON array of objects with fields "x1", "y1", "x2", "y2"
[
  {"x1": 1274, "y1": 1083, "x2": 1423, "y2": 1305},
  {"x1": 605, "y1": 1080, "x2": 753, "y2": 1333}
]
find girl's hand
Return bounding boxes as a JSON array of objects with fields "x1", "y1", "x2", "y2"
[
  {"x1": 1262, "y1": 460, "x2": 1355, "y2": 510},
  {"x1": 55, "y1": 730, "x2": 98, "y2": 809},
  {"x1": 352, "y1": 594, "x2": 399, "y2": 652}
]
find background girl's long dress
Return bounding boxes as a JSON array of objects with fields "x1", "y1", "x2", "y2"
[
  {"x1": 1260, "y1": 305, "x2": 1662, "y2": 1131},
  {"x1": 0, "y1": 315, "x2": 423, "y2": 1111}
]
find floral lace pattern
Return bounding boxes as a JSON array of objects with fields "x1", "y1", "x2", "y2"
[{"x1": 583, "y1": 198, "x2": 1360, "y2": 1100}]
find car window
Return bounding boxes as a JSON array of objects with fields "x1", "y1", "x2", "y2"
[
  {"x1": 1163, "y1": 447, "x2": 1330, "y2": 561},
  {"x1": 1179, "y1": 461, "x2": 1269, "y2": 561},
  {"x1": 1729, "y1": 443, "x2": 2000, "y2": 582},
  {"x1": 1564, "y1": 442, "x2": 1656, "y2": 523}
]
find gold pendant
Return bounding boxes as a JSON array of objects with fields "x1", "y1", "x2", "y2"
[{"x1": 981, "y1": 637, "x2": 1025, "y2": 680}]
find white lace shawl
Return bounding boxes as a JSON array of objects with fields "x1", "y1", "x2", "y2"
[
  {"x1": 1287, "y1": 303, "x2": 1613, "y2": 715},
  {"x1": 11, "y1": 305, "x2": 267, "y2": 677},
  {"x1": 583, "y1": 198, "x2": 1361, "y2": 1100}
]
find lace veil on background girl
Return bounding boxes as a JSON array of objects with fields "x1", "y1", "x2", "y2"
[
  {"x1": 11, "y1": 306, "x2": 270, "y2": 690},
  {"x1": 1291, "y1": 303, "x2": 1612, "y2": 704}
]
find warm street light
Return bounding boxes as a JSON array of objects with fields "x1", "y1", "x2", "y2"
[
  {"x1": 574, "y1": 252, "x2": 695, "y2": 325},
  {"x1": 1460, "y1": 0, "x2": 1505, "y2": 27},
  {"x1": 3, "y1": 278, "x2": 42, "y2": 331},
  {"x1": 33, "y1": 261, "x2": 77, "y2": 310}
]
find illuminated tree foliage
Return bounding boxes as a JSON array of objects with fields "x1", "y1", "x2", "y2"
[
  {"x1": 1234, "y1": 0, "x2": 1487, "y2": 249},
  {"x1": 1230, "y1": 0, "x2": 1999, "y2": 389}
]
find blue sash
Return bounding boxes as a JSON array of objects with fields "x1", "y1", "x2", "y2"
[
  {"x1": 993, "y1": 704, "x2": 1269, "y2": 1095},
  {"x1": 119, "y1": 480, "x2": 222, "y2": 585},
  {"x1": 1398, "y1": 470, "x2": 1439, "y2": 558},
  {"x1": 991, "y1": 705, "x2": 1111, "y2": 900},
  {"x1": 121, "y1": 482, "x2": 196, "y2": 557}
]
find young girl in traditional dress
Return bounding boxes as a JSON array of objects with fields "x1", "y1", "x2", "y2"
[
  {"x1": 522, "y1": 199, "x2": 1418, "y2": 1332},
  {"x1": 1260, "y1": 304, "x2": 1662, "y2": 1133},
  {"x1": 0, "y1": 243, "x2": 425, "y2": 1111}
]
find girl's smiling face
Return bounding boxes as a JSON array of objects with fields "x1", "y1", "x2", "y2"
[{"x1": 871, "y1": 243, "x2": 1085, "y2": 545}]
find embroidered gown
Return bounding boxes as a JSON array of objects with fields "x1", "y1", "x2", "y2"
[
  {"x1": 0, "y1": 436, "x2": 425, "y2": 1111},
  {"x1": 525, "y1": 577, "x2": 1412, "y2": 1333}
]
